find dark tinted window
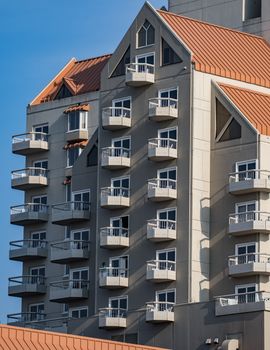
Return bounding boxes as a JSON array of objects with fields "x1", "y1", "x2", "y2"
[
  {"x1": 162, "y1": 39, "x2": 182, "y2": 66},
  {"x1": 111, "y1": 47, "x2": 130, "y2": 77},
  {"x1": 138, "y1": 20, "x2": 155, "y2": 47},
  {"x1": 87, "y1": 144, "x2": 98, "y2": 167},
  {"x1": 54, "y1": 84, "x2": 73, "y2": 100},
  {"x1": 219, "y1": 118, "x2": 241, "y2": 142}
]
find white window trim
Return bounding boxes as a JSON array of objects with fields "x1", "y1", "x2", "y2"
[
  {"x1": 109, "y1": 255, "x2": 129, "y2": 268},
  {"x1": 157, "y1": 166, "x2": 177, "y2": 178},
  {"x1": 157, "y1": 207, "x2": 177, "y2": 218},
  {"x1": 156, "y1": 248, "x2": 176, "y2": 261},
  {"x1": 31, "y1": 195, "x2": 47, "y2": 202},
  {"x1": 70, "y1": 267, "x2": 89, "y2": 275},
  {"x1": 31, "y1": 231, "x2": 46, "y2": 239},
  {"x1": 112, "y1": 96, "x2": 132, "y2": 107},
  {"x1": 33, "y1": 123, "x2": 48, "y2": 132},
  {"x1": 135, "y1": 52, "x2": 155, "y2": 63},
  {"x1": 72, "y1": 189, "x2": 90, "y2": 201},
  {"x1": 109, "y1": 295, "x2": 128, "y2": 309},
  {"x1": 33, "y1": 159, "x2": 48, "y2": 167},
  {"x1": 136, "y1": 21, "x2": 155, "y2": 49},
  {"x1": 155, "y1": 288, "x2": 176, "y2": 302},
  {"x1": 158, "y1": 87, "x2": 178, "y2": 98},
  {"x1": 235, "y1": 200, "x2": 258, "y2": 213},
  {"x1": 69, "y1": 306, "x2": 88, "y2": 318},
  {"x1": 70, "y1": 228, "x2": 90, "y2": 240},
  {"x1": 235, "y1": 283, "x2": 257, "y2": 295},
  {"x1": 111, "y1": 136, "x2": 131, "y2": 149},
  {"x1": 158, "y1": 126, "x2": 178, "y2": 139},
  {"x1": 235, "y1": 159, "x2": 258, "y2": 172},
  {"x1": 30, "y1": 266, "x2": 45, "y2": 275},
  {"x1": 235, "y1": 242, "x2": 257, "y2": 255},
  {"x1": 66, "y1": 147, "x2": 82, "y2": 168},
  {"x1": 111, "y1": 175, "x2": 130, "y2": 187},
  {"x1": 110, "y1": 215, "x2": 129, "y2": 226},
  {"x1": 67, "y1": 111, "x2": 88, "y2": 132}
]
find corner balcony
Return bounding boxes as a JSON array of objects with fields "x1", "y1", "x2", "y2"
[
  {"x1": 146, "y1": 260, "x2": 176, "y2": 282},
  {"x1": 125, "y1": 63, "x2": 155, "y2": 87},
  {"x1": 228, "y1": 253, "x2": 270, "y2": 277},
  {"x1": 101, "y1": 147, "x2": 131, "y2": 169},
  {"x1": 66, "y1": 129, "x2": 88, "y2": 142},
  {"x1": 50, "y1": 240, "x2": 90, "y2": 264},
  {"x1": 99, "y1": 308, "x2": 127, "y2": 329},
  {"x1": 99, "y1": 267, "x2": 128, "y2": 289},
  {"x1": 10, "y1": 204, "x2": 49, "y2": 226},
  {"x1": 9, "y1": 240, "x2": 48, "y2": 261},
  {"x1": 215, "y1": 291, "x2": 270, "y2": 316},
  {"x1": 229, "y1": 170, "x2": 270, "y2": 195},
  {"x1": 228, "y1": 211, "x2": 270, "y2": 236},
  {"x1": 12, "y1": 132, "x2": 49, "y2": 155},
  {"x1": 146, "y1": 302, "x2": 174, "y2": 323},
  {"x1": 7, "y1": 312, "x2": 46, "y2": 326},
  {"x1": 49, "y1": 280, "x2": 89, "y2": 303},
  {"x1": 100, "y1": 227, "x2": 129, "y2": 249},
  {"x1": 102, "y1": 107, "x2": 131, "y2": 130},
  {"x1": 100, "y1": 187, "x2": 130, "y2": 209},
  {"x1": 149, "y1": 98, "x2": 178, "y2": 122},
  {"x1": 147, "y1": 219, "x2": 176, "y2": 242},
  {"x1": 148, "y1": 179, "x2": 177, "y2": 202},
  {"x1": 51, "y1": 201, "x2": 90, "y2": 225},
  {"x1": 8, "y1": 275, "x2": 46, "y2": 297},
  {"x1": 148, "y1": 138, "x2": 177, "y2": 162},
  {"x1": 11, "y1": 167, "x2": 48, "y2": 190}
]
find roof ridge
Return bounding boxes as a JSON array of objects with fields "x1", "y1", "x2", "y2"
[
  {"x1": 157, "y1": 9, "x2": 265, "y2": 41},
  {"x1": 218, "y1": 83, "x2": 270, "y2": 97},
  {"x1": 76, "y1": 53, "x2": 112, "y2": 63}
]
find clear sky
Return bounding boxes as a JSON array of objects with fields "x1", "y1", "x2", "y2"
[{"x1": 0, "y1": 0, "x2": 166, "y2": 323}]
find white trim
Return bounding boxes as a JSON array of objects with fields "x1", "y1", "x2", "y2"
[
  {"x1": 235, "y1": 242, "x2": 257, "y2": 255},
  {"x1": 109, "y1": 255, "x2": 129, "y2": 269},
  {"x1": 155, "y1": 288, "x2": 176, "y2": 303},
  {"x1": 33, "y1": 123, "x2": 49, "y2": 132},
  {"x1": 111, "y1": 136, "x2": 131, "y2": 148},
  {"x1": 31, "y1": 231, "x2": 46, "y2": 240},
  {"x1": 235, "y1": 283, "x2": 257, "y2": 295},
  {"x1": 109, "y1": 295, "x2": 128, "y2": 309},
  {"x1": 70, "y1": 267, "x2": 89, "y2": 280},
  {"x1": 67, "y1": 110, "x2": 88, "y2": 132},
  {"x1": 158, "y1": 126, "x2": 178, "y2": 138},
  {"x1": 29, "y1": 266, "x2": 45, "y2": 275},
  {"x1": 135, "y1": 52, "x2": 155, "y2": 63},
  {"x1": 111, "y1": 175, "x2": 130, "y2": 187},
  {"x1": 157, "y1": 207, "x2": 177, "y2": 219},
  {"x1": 72, "y1": 189, "x2": 90, "y2": 200},
  {"x1": 157, "y1": 166, "x2": 177, "y2": 178},
  {"x1": 156, "y1": 248, "x2": 176, "y2": 261},
  {"x1": 70, "y1": 228, "x2": 90, "y2": 240},
  {"x1": 235, "y1": 200, "x2": 257, "y2": 213},
  {"x1": 112, "y1": 96, "x2": 132, "y2": 107},
  {"x1": 33, "y1": 159, "x2": 48, "y2": 167},
  {"x1": 235, "y1": 159, "x2": 258, "y2": 172},
  {"x1": 69, "y1": 306, "x2": 88, "y2": 318},
  {"x1": 136, "y1": 19, "x2": 155, "y2": 49},
  {"x1": 66, "y1": 147, "x2": 82, "y2": 168},
  {"x1": 110, "y1": 215, "x2": 129, "y2": 227},
  {"x1": 158, "y1": 87, "x2": 178, "y2": 98}
]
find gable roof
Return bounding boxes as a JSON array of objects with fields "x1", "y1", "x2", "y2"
[
  {"x1": 31, "y1": 54, "x2": 111, "y2": 106},
  {"x1": 218, "y1": 83, "x2": 270, "y2": 136},
  {"x1": 0, "y1": 325, "x2": 167, "y2": 350},
  {"x1": 157, "y1": 10, "x2": 270, "y2": 88}
]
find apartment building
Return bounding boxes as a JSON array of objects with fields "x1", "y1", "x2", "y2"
[
  {"x1": 168, "y1": 0, "x2": 270, "y2": 42},
  {"x1": 8, "y1": 2, "x2": 270, "y2": 350}
]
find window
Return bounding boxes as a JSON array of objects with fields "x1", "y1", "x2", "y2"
[
  {"x1": 243, "y1": 0, "x2": 261, "y2": 20},
  {"x1": 30, "y1": 266, "x2": 45, "y2": 284},
  {"x1": 112, "y1": 97, "x2": 131, "y2": 117},
  {"x1": 32, "y1": 195, "x2": 47, "y2": 211},
  {"x1": 111, "y1": 46, "x2": 131, "y2": 77},
  {"x1": 156, "y1": 249, "x2": 176, "y2": 270},
  {"x1": 87, "y1": 144, "x2": 98, "y2": 167},
  {"x1": 236, "y1": 243, "x2": 256, "y2": 264},
  {"x1": 137, "y1": 20, "x2": 155, "y2": 48},
  {"x1": 111, "y1": 177, "x2": 130, "y2": 197},
  {"x1": 216, "y1": 99, "x2": 242, "y2": 142},
  {"x1": 235, "y1": 284, "x2": 257, "y2": 303},
  {"x1": 112, "y1": 137, "x2": 131, "y2": 157},
  {"x1": 110, "y1": 216, "x2": 129, "y2": 236},
  {"x1": 64, "y1": 264, "x2": 70, "y2": 276},
  {"x1": 158, "y1": 167, "x2": 177, "y2": 189},
  {"x1": 68, "y1": 111, "x2": 88, "y2": 131},
  {"x1": 159, "y1": 88, "x2": 178, "y2": 107},
  {"x1": 109, "y1": 296, "x2": 128, "y2": 315},
  {"x1": 110, "y1": 256, "x2": 129, "y2": 277},
  {"x1": 54, "y1": 84, "x2": 73, "y2": 99},
  {"x1": 29, "y1": 303, "x2": 45, "y2": 321},
  {"x1": 72, "y1": 190, "x2": 90, "y2": 210},
  {"x1": 156, "y1": 289, "x2": 175, "y2": 310},
  {"x1": 70, "y1": 307, "x2": 88, "y2": 319},
  {"x1": 31, "y1": 231, "x2": 46, "y2": 248},
  {"x1": 157, "y1": 208, "x2": 176, "y2": 229},
  {"x1": 34, "y1": 124, "x2": 49, "y2": 135},
  {"x1": 62, "y1": 304, "x2": 69, "y2": 316},
  {"x1": 67, "y1": 147, "x2": 82, "y2": 167},
  {"x1": 236, "y1": 160, "x2": 257, "y2": 181},
  {"x1": 33, "y1": 160, "x2": 48, "y2": 169},
  {"x1": 235, "y1": 201, "x2": 256, "y2": 223},
  {"x1": 219, "y1": 118, "x2": 241, "y2": 142},
  {"x1": 66, "y1": 183, "x2": 72, "y2": 202},
  {"x1": 158, "y1": 127, "x2": 177, "y2": 149},
  {"x1": 70, "y1": 229, "x2": 89, "y2": 249},
  {"x1": 162, "y1": 39, "x2": 182, "y2": 66},
  {"x1": 136, "y1": 53, "x2": 155, "y2": 72},
  {"x1": 70, "y1": 268, "x2": 89, "y2": 288},
  {"x1": 111, "y1": 334, "x2": 138, "y2": 344}
]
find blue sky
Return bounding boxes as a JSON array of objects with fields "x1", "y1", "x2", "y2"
[{"x1": 0, "y1": 0, "x2": 166, "y2": 323}]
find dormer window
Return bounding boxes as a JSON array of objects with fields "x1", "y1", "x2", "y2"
[
  {"x1": 68, "y1": 111, "x2": 88, "y2": 131},
  {"x1": 137, "y1": 20, "x2": 155, "y2": 48}
]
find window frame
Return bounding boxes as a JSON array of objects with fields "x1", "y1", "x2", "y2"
[
  {"x1": 155, "y1": 288, "x2": 176, "y2": 303},
  {"x1": 70, "y1": 267, "x2": 89, "y2": 280},
  {"x1": 111, "y1": 175, "x2": 130, "y2": 189},
  {"x1": 109, "y1": 295, "x2": 128, "y2": 310},
  {"x1": 157, "y1": 166, "x2": 177, "y2": 180},
  {"x1": 33, "y1": 159, "x2": 48, "y2": 169},
  {"x1": 67, "y1": 111, "x2": 88, "y2": 132},
  {"x1": 33, "y1": 123, "x2": 49, "y2": 134},
  {"x1": 135, "y1": 52, "x2": 155, "y2": 66},
  {"x1": 156, "y1": 248, "x2": 176, "y2": 262},
  {"x1": 69, "y1": 306, "x2": 88, "y2": 319},
  {"x1": 66, "y1": 147, "x2": 82, "y2": 168},
  {"x1": 31, "y1": 231, "x2": 46, "y2": 241},
  {"x1": 70, "y1": 228, "x2": 90, "y2": 241},
  {"x1": 235, "y1": 242, "x2": 257, "y2": 256},
  {"x1": 137, "y1": 20, "x2": 155, "y2": 49},
  {"x1": 235, "y1": 200, "x2": 257, "y2": 213},
  {"x1": 242, "y1": 0, "x2": 262, "y2": 21},
  {"x1": 109, "y1": 255, "x2": 129, "y2": 270}
]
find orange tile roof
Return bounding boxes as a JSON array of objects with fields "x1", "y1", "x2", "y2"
[
  {"x1": 218, "y1": 83, "x2": 270, "y2": 136},
  {"x1": 63, "y1": 140, "x2": 88, "y2": 150},
  {"x1": 0, "y1": 325, "x2": 167, "y2": 350},
  {"x1": 31, "y1": 54, "x2": 111, "y2": 106},
  {"x1": 64, "y1": 104, "x2": 90, "y2": 114},
  {"x1": 157, "y1": 10, "x2": 270, "y2": 88}
]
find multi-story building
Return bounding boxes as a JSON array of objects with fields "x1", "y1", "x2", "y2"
[
  {"x1": 8, "y1": 2, "x2": 270, "y2": 350},
  {"x1": 168, "y1": 0, "x2": 270, "y2": 42}
]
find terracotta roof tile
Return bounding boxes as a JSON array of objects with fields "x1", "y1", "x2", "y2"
[
  {"x1": 31, "y1": 54, "x2": 111, "y2": 105},
  {"x1": 64, "y1": 104, "x2": 90, "y2": 114},
  {"x1": 63, "y1": 140, "x2": 88, "y2": 150},
  {"x1": 218, "y1": 83, "x2": 270, "y2": 135},
  {"x1": 157, "y1": 10, "x2": 270, "y2": 88},
  {"x1": 0, "y1": 325, "x2": 167, "y2": 350}
]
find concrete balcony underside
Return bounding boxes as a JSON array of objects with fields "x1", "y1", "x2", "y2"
[
  {"x1": 148, "y1": 147, "x2": 177, "y2": 161},
  {"x1": 66, "y1": 129, "x2": 88, "y2": 142},
  {"x1": 216, "y1": 300, "x2": 270, "y2": 316},
  {"x1": 99, "y1": 317, "x2": 127, "y2": 329},
  {"x1": 99, "y1": 276, "x2": 128, "y2": 289},
  {"x1": 148, "y1": 188, "x2": 177, "y2": 202},
  {"x1": 101, "y1": 157, "x2": 130, "y2": 169},
  {"x1": 229, "y1": 179, "x2": 270, "y2": 195},
  {"x1": 50, "y1": 249, "x2": 89, "y2": 264},
  {"x1": 149, "y1": 106, "x2": 178, "y2": 121},
  {"x1": 51, "y1": 210, "x2": 90, "y2": 225},
  {"x1": 228, "y1": 221, "x2": 270, "y2": 236},
  {"x1": 11, "y1": 176, "x2": 47, "y2": 190},
  {"x1": 147, "y1": 227, "x2": 176, "y2": 242},
  {"x1": 9, "y1": 247, "x2": 47, "y2": 261},
  {"x1": 125, "y1": 71, "x2": 154, "y2": 86},
  {"x1": 146, "y1": 310, "x2": 174, "y2": 323},
  {"x1": 49, "y1": 288, "x2": 89, "y2": 303},
  {"x1": 102, "y1": 116, "x2": 131, "y2": 130},
  {"x1": 12, "y1": 140, "x2": 48, "y2": 155},
  {"x1": 100, "y1": 236, "x2": 129, "y2": 249},
  {"x1": 146, "y1": 269, "x2": 176, "y2": 283},
  {"x1": 229, "y1": 262, "x2": 270, "y2": 277},
  {"x1": 100, "y1": 196, "x2": 130, "y2": 209},
  {"x1": 8, "y1": 284, "x2": 46, "y2": 297},
  {"x1": 10, "y1": 212, "x2": 48, "y2": 226}
]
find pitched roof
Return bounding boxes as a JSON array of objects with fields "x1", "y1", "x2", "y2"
[
  {"x1": 157, "y1": 10, "x2": 270, "y2": 88},
  {"x1": 218, "y1": 83, "x2": 270, "y2": 135},
  {"x1": 31, "y1": 54, "x2": 111, "y2": 106},
  {"x1": 64, "y1": 104, "x2": 90, "y2": 113},
  {"x1": 0, "y1": 324, "x2": 167, "y2": 350}
]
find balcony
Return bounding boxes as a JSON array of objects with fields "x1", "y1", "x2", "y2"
[
  {"x1": 149, "y1": 98, "x2": 178, "y2": 122},
  {"x1": 101, "y1": 147, "x2": 131, "y2": 169},
  {"x1": 146, "y1": 302, "x2": 174, "y2": 323},
  {"x1": 12, "y1": 132, "x2": 49, "y2": 155},
  {"x1": 228, "y1": 253, "x2": 270, "y2": 277},
  {"x1": 100, "y1": 187, "x2": 130, "y2": 209},
  {"x1": 49, "y1": 280, "x2": 89, "y2": 302},
  {"x1": 228, "y1": 211, "x2": 270, "y2": 236},
  {"x1": 51, "y1": 201, "x2": 90, "y2": 225},
  {"x1": 50, "y1": 240, "x2": 90, "y2": 264},
  {"x1": 148, "y1": 179, "x2": 177, "y2": 202},
  {"x1": 10, "y1": 204, "x2": 48, "y2": 226},
  {"x1": 100, "y1": 227, "x2": 129, "y2": 249},
  {"x1": 99, "y1": 308, "x2": 127, "y2": 329},
  {"x1": 215, "y1": 291, "x2": 270, "y2": 316},
  {"x1": 11, "y1": 167, "x2": 48, "y2": 190},
  {"x1": 9, "y1": 240, "x2": 48, "y2": 261},
  {"x1": 102, "y1": 107, "x2": 131, "y2": 130},
  {"x1": 66, "y1": 129, "x2": 88, "y2": 142},
  {"x1": 147, "y1": 219, "x2": 176, "y2": 242},
  {"x1": 7, "y1": 313, "x2": 46, "y2": 326},
  {"x1": 8, "y1": 275, "x2": 46, "y2": 297},
  {"x1": 148, "y1": 138, "x2": 177, "y2": 162},
  {"x1": 229, "y1": 170, "x2": 270, "y2": 195},
  {"x1": 125, "y1": 63, "x2": 155, "y2": 87},
  {"x1": 99, "y1": 267, "x2": 128, "y2": 289},
  {"x1": 146, "y1": 260, "x2": 176, "y2": 282}
]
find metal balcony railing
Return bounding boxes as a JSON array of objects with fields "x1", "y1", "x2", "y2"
[
  {"x1": 9, "y1": 240, "x2": 47, "y2": 250},
  {"x1": 216, "y1": 291, "x2": 270, "y2": 307},
  {"x1": 148, "y1": 138, "x2": 177, "y2": 150},
  {"x1": 11, "y1": 167, "x2": 48, "y2": 179},
  {"x1": 9, "y1": 275, "x2": 46, "y2": 286},
  {"x1": 50, "y1": 279, "x2": 89, "y2": 290},
  {"x1": 229, "y1": 169, "x2": 270, "y2": 183},
  {"x1": 147, "y1": 219, "x2": 176, "y2": 230},
  {"x1": 51, "y1": 240, "x2": 90, "y2": 251},
  {"x1": 12, "y1": 132, "x2": 48, "y2": 143},
  {"x1": 228, "y1": 253, "x2": 270, "y2": 265},
  {"x1": 100, "y1": 227, "x2": 129, "y2": 238},
  {"x1": 146, "y1": 301, "x2": 175, "y2": 312},
  {"x1": 126, "y1": 62, "x2": 155, "y2": 74},
  {"x1": 99, "y1": 308, "x2": 127, "y2": 319},
  {"x1": 101, "y1": 187, "x2": 130, "y2": 198},
  {"x1": 52, "y1": 201, "x2": 90, "y2": 211},
  {"x1": 229, "y1": 211, "x2": 270, "y2": 224},
  {"x1": 10, "y1": 203, "x2": 48, "y2": 215},
  {"x1": 148, "y1": 178, "x2": 176, "y2": 190},
  {"x1": 149, "y1": 97, "x2": 177, "y2": 109},
  {"x1": 7, "y1": 312, "x2": 46, "y2": 323},
  {"x1": 147, "y1": 260, "x2": 176, "y2": 272},
  {"x1": 102, "y1": 107, "x2": 131, "y2": 118},
  {"x1": 99, "y1": 267, "x2": 128, "y2": 278},
  {"x1": 102, "y1": 147, "x2": 130, "y2": 159}
]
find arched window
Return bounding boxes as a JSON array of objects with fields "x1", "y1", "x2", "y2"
[{"x1": 137, "y1": 20, "x2": 155, "y2": 48}]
